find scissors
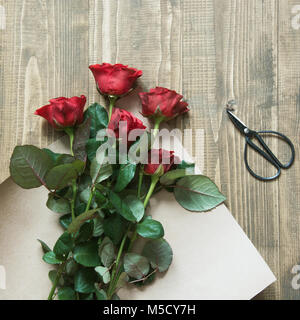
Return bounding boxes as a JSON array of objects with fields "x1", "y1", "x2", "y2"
[{"x1": 226, "y1": 102, "x2": 295, "y2": 181}]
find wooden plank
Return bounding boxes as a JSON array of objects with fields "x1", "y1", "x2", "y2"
[
  {"x1": 182, "y1": 0, "x2": 280, "y2": 299},
  {"x1": 1, "y1": 0, "x2": 300, "y2": 299},
  {"x1": 0, "y1": 0, "x2": 89, "y2": 184},
  {"x1": 277, "y1": 0, "x2": 300, "y2": 300}
]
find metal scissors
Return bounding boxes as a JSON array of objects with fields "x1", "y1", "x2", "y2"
[{"x1": 226, "y1": 102, "x2": 295, "y2": 181}]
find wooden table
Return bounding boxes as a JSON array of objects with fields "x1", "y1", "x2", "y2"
[{"x1": 0, "y1": 0, "x2": 299, "y2": 300}]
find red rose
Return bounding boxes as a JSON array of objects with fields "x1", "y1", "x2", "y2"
[
  {"x1": 139, "y1": 87, "x2": 189, "y2": 121},
  {"x1": 34, "y1": 95, "x2": 86, "y2": 129},
  {"x1": 144, "y1": 149, "x2": 178, "y2": 175},
  {"x1": 108, "y1": 108, "x2": 146, "y2": 144},
  {"x1": 89, "y1": 63, "x2": 143, "y2": 96}
]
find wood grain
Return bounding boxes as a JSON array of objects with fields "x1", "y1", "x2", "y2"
[{"x1": 0, "y1": 0, "x2": 299, "y2": 299}]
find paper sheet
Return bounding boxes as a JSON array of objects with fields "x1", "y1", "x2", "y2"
[{"x1": 0, "y1": 135, "x2": 275, "y2": 300}]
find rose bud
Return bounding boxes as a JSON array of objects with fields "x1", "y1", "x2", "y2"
[
  {"x1": 108, "y1": 108, "x2": 146, "y2": 145},
  {"x1": 35, "y1": 95, "x2": 86, "y2": 129},
  {"x1": 144, "y1": 149, "x2": 178, "y2": 176},
  {"x1": 89, "y1": 63, "x2": 143, "y2": 97},
  {"x1": 139, "y1": 87, "x2": 189, "y2": 122}
]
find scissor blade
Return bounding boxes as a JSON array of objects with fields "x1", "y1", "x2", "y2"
[{"x1": 226, "y1": 109, "x2": 248, "y2": 134}]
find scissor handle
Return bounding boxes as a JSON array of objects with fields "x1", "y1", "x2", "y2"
[
  {"x1": 256, "y1": 130, "x2": 295, "y2": 168},
  {"x1": 244, "y1": 130, "x2": 295, "y2": 181}
]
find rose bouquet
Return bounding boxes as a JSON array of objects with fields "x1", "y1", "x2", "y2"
[{"x1": 9, "y1": 63, "x2": 226, "y2": 300}]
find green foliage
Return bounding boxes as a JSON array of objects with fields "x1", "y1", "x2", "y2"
[
  {"x1": 16, "y1": 94, "x2": 222, "y2": 300},
  {"x1": 84, "y1": 103, "x2": 108, "y2": 138},
  {"x1": 109, "y1": 192, "x2": 144, "y2": 222},
  {"x1": 142, "y1": 239, "x2": 173, "y2": 272},
  {"x1": 45, "y1": 163, "x2": 78, "y2": 190},
  {"x1": 73, "y1": 118, "x2": 91, "y2": 161},
  {"x1": 10, "y1": 145, "x2": 54, "y2": 189},
  {"x1": 99, "y1": 237, "x2": 115, "y2": 267},
  {"x1": 90, "y1": 156, "x2": 113, "y2": 184},
  {"x1": 42, "y1": 251, "x2": 63, "y2": 265},
  {"x1": 73, "y1": 239, "x2": 101, "y2": 267},
  {"x1": 58, "y1": 287, "x2": 76, "y2": 300},
  {"x1": 137, "y1": 217, "x2": 164, "y2": 239},
  {"x1": 173, "y1": 175, "x2": 226, "y2": 212},
  {"x1": 103, "y1": 214, "x2": 128, "y2": 246},
  {"x1": 59, "y1": 214, "x2": 72, "y2": 230},
  {"x1": 53, "y1": 232, "x2": 74, "y2": 258},
  {"x1": 46, "y1": 195, "x2": 71, "y2": 214},
  {"x1": 95, "y1": 287, "x2": 107, "y2": 300},
  {"x1": 75, "y1": 221, "x2": 94, "y2": 244},
  {"x1": 160, "y1": 168, "x2": 193, "y2": 186},
  {"x1": 114, "y1": 162, "x2": 136, "y2": 192},
  {"x1": 124, "y1": 253, "x2": 150, "y2": 280},
  {"x1": 37, "y1": 239, "x2": 51, "y2": 254},
  {"x1": 74, "y1": 268, "x2": 98, "y2": 293},
  {"x1": 95, "y1": 266, "x2": 110, "y2": 284}
]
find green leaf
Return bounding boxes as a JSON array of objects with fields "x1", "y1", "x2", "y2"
[
  {"x1": 114, "y1": 162, "x2": 136, "y2": 192},
  {"x1": 59, "y1": 214, "x2": 72, "y2": 230},
  {"x1": 58, "y1": 287, "x2": 76, "y2": 300},
  {"x1": 93, "y1": 216, "x2": 104, "y2": 237},
  {"x1": 73, "y1": 239, "x2": 101, "y2": 267},
  {"x1": 177, "y1": 160, "x2": 195, "y2": 171},
  {"x1": 79, "y1": 188, "x2": 95, "y2": 207},
  {"x1": 74, "y1": 268, "x2": 97, "y2": 293},
  {"x1": 94, "y1": 266, "x2": 110, "y2": 284},
  {"x1": 123, "y1": 195, "x2": 145, "y2": 222},
  {"x1": 54, "y1": 154, "x2": 75, "y2": 165},
  {"x1": 109, "y1": 192, "x2": 144, "y2": 222},
  {"x1": 137, "y1": 218, "x2": 164, "y2": 239},
  {"x1": 42, "y1": 251, "x2": 63, "y2": 265},
  {"x1": 46, "y1": 194, "x2": 71, "y2": 214},
  {"x1": 173, "y1": 175, "x2": 226, "y2": 212},
  {"x1": 67, "y1": 209, "x2": 99, "y2": 234},
  {"x1": 37, "y1": 239, "x2": 51, "y2": 254},
  {"x1": 115, "y1": 272, "x2": 129, "y2": 290},
  {"x1": 10, "y1": 145, "x2": 54, "y2": 189},
  {"x1": 48, "y1": 270, "x2": 64, "y2": 286},
  {"x1": 160, "y1": 169, "x2": 194, "y2": 186},
  {"x1": 42, "y1": 148, "x2": 61, "y2": 162},
  {"x1": 53, "y1": 232, "x2": 73, "y2": 258},
  {"x1": 103, "y1": 214, "x2": 128, "y2": 246},
  {"x1": 99, "y1": 237, "x2": 115, "y2": 268},
  {"x1": 45, "y1": 163, "x2": 78, "y2": 190},
  {"x1": 90, "y1": 153, "x2": 112, "y2": 184},
  {"x1": 76, "y1": 221, "x2": 94, "y2": 244},
  {"x1": 124, "y1": 253, "x2": 150, "y2": 280},
  {"x1": 84, "y1": 103, "x2": 108, "y2": 138},
  {"x1": 80, "y1": 293, "x2": 94, "y2": 300},
  {"x1": 86, "y1": 138, "x2": 103, "y2": 161},
  {"x1": 73, "y1": 118, "x2": 91, "y2": 161},
  {"x1": 142, "y1": 239, "x2": 173, "y2": 272},
  {"x1": 95, "y1": 287, "x2": 107, "y2": 300},
  {"x1": 71, "y1": 159, "x2": 86, "y2": 175},
  {"x1": 65, "y1": 259, "x2": 79, "y2": 276}
]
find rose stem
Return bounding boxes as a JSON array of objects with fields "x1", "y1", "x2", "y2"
[
  {"x1": 64, "y1": 127, "x2": 75, "y2": 156},
  {"x1": 47, "y1": 261, "x2": 66, "y2": 300},
  {"x1": 137, "y1": 165, "x2": 144, "y2": 198},
  {"x1": 108, "y1": 175, "x2": 160, "y2": 298},
  {"x1": 107, "y1": 227, "x2": 129, "y2": 299},
  {"x1": 108, "y1": 95, "x2": 118, "y2": 123},
  {"x1": 108, "y1": 117, "x2": 163, "y2": 298}
]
